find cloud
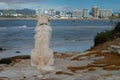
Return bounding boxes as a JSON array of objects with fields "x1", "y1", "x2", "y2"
[{"x1": 0, "y1": 2, "x2": 9, "y2": 9}]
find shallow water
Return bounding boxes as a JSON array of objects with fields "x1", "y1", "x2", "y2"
[{"x1": 0, "y1": 19, "x2": 117, "y2": 58}]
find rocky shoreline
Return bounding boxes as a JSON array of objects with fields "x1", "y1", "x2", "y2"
[
  {"x1": 0, "y1": 37, "x2": 120, "y2": 80},
  {"x1": 0, "y1": 49, "x2": 120, "y2": 80}
]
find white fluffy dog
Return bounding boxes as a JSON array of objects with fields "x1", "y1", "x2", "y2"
[{"x1": 31, "y1": 14, "x2": 54, "y2": 73}]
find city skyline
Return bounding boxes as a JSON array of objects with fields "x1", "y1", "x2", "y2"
[{"x1": 0, "y1": 0, "x2": 119, "y2": 13}]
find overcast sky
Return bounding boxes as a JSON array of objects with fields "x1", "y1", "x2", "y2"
[{"x1": 0, "y1": 0, "x2": 119, "y2": 12}]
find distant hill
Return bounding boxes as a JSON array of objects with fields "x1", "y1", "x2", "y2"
[
  {"x1": 16, "y1": 9, "x2": 36, "y2": 15},
  {"x1": 0, "y1": 9, "x2": 36, "y2": 15}
]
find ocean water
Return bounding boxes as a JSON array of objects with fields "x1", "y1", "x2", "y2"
[{"x1": 0, "y1": 19, "x2": 117, "y2": 58}]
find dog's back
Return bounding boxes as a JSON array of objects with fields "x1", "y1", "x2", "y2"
[{"x1": 31, "y1": 14, "x2": 54, "y2": 73}]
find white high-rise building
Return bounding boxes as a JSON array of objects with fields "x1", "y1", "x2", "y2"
[
  {"x1": 48, "y1": 9, "x2": 56, "y2": 17},
  {"x1": 0, "y1": 12, "x2": 3, "y2": 16},
  {"x1": 60, "y1": 11, "x2": 67, "y2": 18},
  {"x1": 72, "y1": 9, "x2": 83, "y2": 19},
  {"x1": 83, "y1": 9, "x2": 89, "y2": 18},
  {"x1": 43, "y1": 9, "x2": 49, "y2": 15},
  {"x1": 36, "y1": 9, "x2": 49, "y2": 15},
  {"x1": 36, "y1": 9, "x2": 56, "y2": 18},
  {"x1": 36, "y1": 9, "x2": 43, "y2": 15},
  {"x1": 99, "y1": 9, "x2": 112, "y2": 18}
]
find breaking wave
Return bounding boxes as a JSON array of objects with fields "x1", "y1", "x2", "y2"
[{"x1": 0, "y1": 25, "x2": 34, "y2": 30}]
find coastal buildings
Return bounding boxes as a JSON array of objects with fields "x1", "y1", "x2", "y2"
[
  {"x1": 3, "y1": 9, "x2": 16, "y2": 16},
  {"x1": 35, "y1": 6, "x2": 112, "y2": 19},
  {"x1": 36, "y1": 9, "x2": 43, "y2": 15},
  {"x1": 36, "y1": 9, "x2": 56, "y2": 18},
  {"x1": 92, "y1": 6, "x2": 99, "y2": 18},
  {"x1": 99, "y1": 9, "x2": 112, "y2": 18},
  {"x1": 36, "y1": 9, "x2": 49, "y2": 15},
  {"x1": 48, "y1": 9, "x2": 56, "y2": 18},
  {"x1": 0, "y1": 12, "x2": 3, "y2": 16},
  {"x1": 66, "y1": 12, "x2": 72, "y2": 18},
  {"x1": 83, "y1": 9, "x2": 89, "y2": 19},
  {"x1": 72, "y1": 9, "x2": 83, "y2": 19},
  {"x1": 0, "y1": 9, "x2": 35, "y2": 17},
  {"x1": 2, "y1": 9, "x2": 22, "y2": 17},
  {"x1": 0, "y1": 6, "x2": 114, "y2": 19},
  {"x1": 59, "y1": 11, "x2": 66, "y2": 18}
]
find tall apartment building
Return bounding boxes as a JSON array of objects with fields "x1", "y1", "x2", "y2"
[
  {"x1": 83, "y1": 9, "x2": 89, "y2": 18},
  {"x1": 99, "y1": 9, "x2": 112, "y2": 18},
  {"x1": 36, "y1": 9, "x2": 43, "y2": 15},
  {"x1": 92, "y1": 6, "x2": 99, "y2": 17},
  {"x1": 36, "y1": 9, "x2": 56, "y2": 17},
  {"x1": 72, "y1": 9, "x2": 83, "y2": 19},
  {"x1": 0, "y1": 12, "x2": 3, "y2": 16},
  {"x1": 59, "y1": 11, "x2": 67, "y2": 18},
  {"x1": 48, "y1": 9, "x2": 56, "y2": 17},
  {"x1": 36, "y1": 9, "x2": 49, "y2": 15}
]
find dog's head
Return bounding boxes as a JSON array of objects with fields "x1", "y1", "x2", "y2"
[{"x1": 37, "y1": 14, "x2": 50, "y2": 25}]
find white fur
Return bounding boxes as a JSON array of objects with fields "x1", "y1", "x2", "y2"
[{"x1": 31, "y1": 14, "x2": 54, "y2": 73}]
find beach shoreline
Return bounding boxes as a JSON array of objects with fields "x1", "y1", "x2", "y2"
[
  {"x1": 0, "y1": 17, "x2": 113, "y2": 20},
  {"x1": 0, "y1": 50, "x2": 120, "y2": 80}
]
